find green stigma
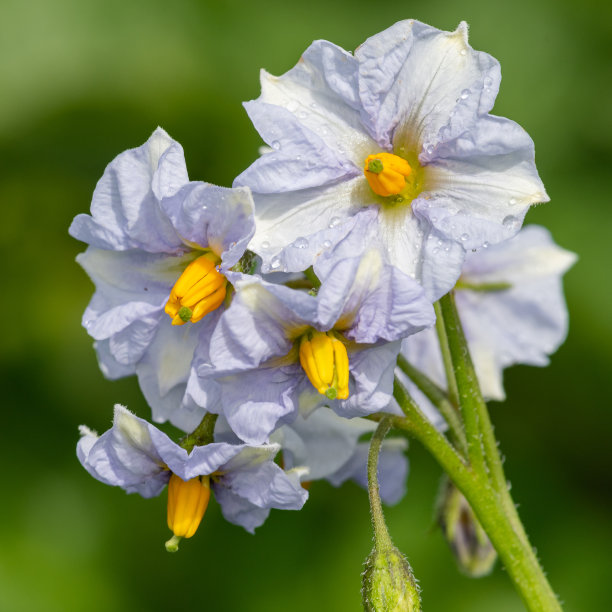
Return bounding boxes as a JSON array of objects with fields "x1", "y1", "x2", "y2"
[
  {"x1": 178, "y1": 306, "x2": 193, "y2": 322},
  {"x1": 367, "y1": 159, "x2": 384, "y2": 174}
]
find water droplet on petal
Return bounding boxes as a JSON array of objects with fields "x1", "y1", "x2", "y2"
[
  {"x1": 460, "y1": 89, "x2": 470, "y2": 99},
  {"x1": 425, "y1": 144, "x2": 434, "y2": 155},
  {"x1": 432, "y1": 247, "x2": 440, "y2": 254},
  {"x1": 484, "y1": 77, "x2": 493, "y2": 88},
  {"x1": 502, "y1": 215, "x2": 519, "y2": 231},
  {"x1": 460, "y1": 233, "x2": 469, "y2": 242},
  {"x1": 261, "y1": 241, "x2": 270, "y2": 250},
  {"x1": 271, "y1": 141, "x2": 280, "y2": 150},
  {"x1": 323, "y1": 240, "x2": 332, "y2": 249},
  {"x1": 509, "y1": 197, "x2": 517, "y2": 206},
  {"x1": 310, "y1": 102, "x2": 317, "y2": 109},
  {"x1": 482, "y1": 241, "x2": 490, "y2": 249},
  {"x1": 296, "y1": 155, "x2": 302, "y2": 161},
  {"x1": 201, "y1": 204, "x2": 208, "y2": 211},
  {"x1": 460, "y1": 49, "x2": 467, "y2": 56},
  {"x1": 292, "y1": 237, "x2": 309, "y2": 249},
  {"x1": 270, "y1": 256, "x2": 282, "y2": 270},
  {"x1": 328, "y1": 216, "x2": 341, "y2": 229}
]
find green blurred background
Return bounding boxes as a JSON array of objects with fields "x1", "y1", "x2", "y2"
[{"x1": 1, "y1": 0, "x2": 610, "y2": 610}]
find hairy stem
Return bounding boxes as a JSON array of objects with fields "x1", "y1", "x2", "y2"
[{"x1": 367, "y1": 417, "x2": 394, "y2": 552}]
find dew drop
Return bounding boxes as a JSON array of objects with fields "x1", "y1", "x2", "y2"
[
  {"x1": 460, "y1": 233, "x2": 469, "y2": 242},
  {"x1": 292, "y1": 237, "x2": 309, "y2": 249},
  {"x1": 328, "y1": 216, "x2": 341, "y2": 229},
  {"x1": 460, "y1": 89, "x2": 470, "y2": 99},
  {"x1": 432, "y1": 247, "x2": 440, "y2": 254},
  {"x1": 310, "y1": 102, "x2": 317, "y2": 109},
  {"x1": 323, "y1": 240, "x2": 332, "y2": 249},
  {"x1": 484, "y1": 77, "x2": 493, "y2": 88},
  {"x1": 482, "y1": 241, "x2": 490, "y2": 249},
  {"x1": 271, "y1": 140, "x2": 281, "y2": 150},
  {"x1": 296, "y1": 155, "x2": 302, "y2": 161},
  {"x1": 425, "y1": 144, "x2": 434, "y2": 155},
  {"x1": 460, "y1": 49, "x2": 467, "y2": 56},
  {"x1": 270, "y1": 256, "x2": 282, "y2": 270},
  {"x1": 509, "y1": 197, "x2": 517, "y2": 206},
  {"x1": 502, "y1": 215, "x2": 519, "y2": 231},
  {"x1": 201, "y1": 204, "x2": 208, "y2": 211},
  {"x1": 261, "y1": 241, "x2": 270, "y2": 250}
]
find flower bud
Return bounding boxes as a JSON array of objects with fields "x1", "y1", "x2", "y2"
[
  {"x1": 361, "y1": 545, "x2": 421, "y2": 611},
  {"x1": 437, "y1": 478, "x2": 497, "y2": 577}
]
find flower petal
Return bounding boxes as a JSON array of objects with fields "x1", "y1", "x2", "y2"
[
  {"x1": 161, "y1": 182, "x2": 255, "y2": 269},
  {"x1": 69, "y1": 127, "x2": 186, "y2": 253}
]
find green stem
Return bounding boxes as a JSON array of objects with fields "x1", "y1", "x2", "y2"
[
  {"x1": 180, "y1": 412, "x2": 218, "y2": 453},
  {"x1": 439, "y1": 293, "x2": 514, "y2": 496},
  {"x1": 433, "y1": 300, "x2": 460, "y2": 408},
  {"x1": 437, "y1": 294, "x2": 487, "y2": 477},
  {"x1": 367, "y1": 417, "x2": 394, "y2": 552},
  {"x1": 392, "y1": 383, "x2": 561, "y2": 610},
  {"x1": 396, "y1": 354, "x2": 467, "y2": 455},
  {"x1": 404, "y1": 291, "x2": 563, "y2": 611}
]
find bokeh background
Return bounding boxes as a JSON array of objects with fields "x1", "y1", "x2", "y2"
[{"x1": 1, "y1": 0, "x2": 611, "y2": 610}]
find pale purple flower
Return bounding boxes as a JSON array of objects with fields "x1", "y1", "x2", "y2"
[
  {"x1": 236, "y1": 20, "x2": 548, "y2": 299},
  {"x1": 401, "y1": 226, "x2": 576, "y2": 403},
  {"x1": 197, "y1": 249, "x2": 435, "y2": 444},
  {"x1": 69, "y1": 128, "x2": 255, "y2": 431},
  {"x1": 78, "y1": 405, "x2": 307, "y2": 533}
]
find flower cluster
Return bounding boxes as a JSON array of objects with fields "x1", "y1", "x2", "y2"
[{"x1": 72, "y1": 20, "x2": 573, "y2": 550}]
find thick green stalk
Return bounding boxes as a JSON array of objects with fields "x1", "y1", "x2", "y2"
[
  {"x1": 396, "y1": 292, "x2": 562, "y2": 610},
  {"x1": 436, "y1": 296, "x2": 486, "y2": 475},
  {"x1": 179, "y1": 412, "x2": 218, "y2": 452},
  {"x1": 433, "y1": 301, "x2": 460, "y2": 408},
  {"x1": 392, "y1": 382, "x2": 561, "y2": 610},
  {"x1": 396, "y1": 354, "x2": 467, "y2": 455},
  {"x1": 367, "y1": 417, "x2": 394, "y2": 551}
]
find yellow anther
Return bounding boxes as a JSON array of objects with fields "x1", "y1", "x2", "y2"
[
  {"x1": 364, "y1": 152, "x2": 412, "y2": 197},
  {"x1": 299, "y1": 331, "x2": 350, "y2": 400},
  {"x1": 166, "y1": 474, "x2": 211, "y2": 547},
  {"x1": 165, "y1": 254, "x2": 227, "y2": 325}
]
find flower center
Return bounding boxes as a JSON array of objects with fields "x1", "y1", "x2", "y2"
[
  {"x1": 364, "y1": 152, "x2": 413, "y2": 197},
  {"x1": 299, "y1": 330, "x2": 349, "y2": 400},
  {"x1": 165, "y1": 253, "x2": 227, "y2": 325},
  {"x1": 165, "y1": 474, "x2": 211, "y2": 552}
]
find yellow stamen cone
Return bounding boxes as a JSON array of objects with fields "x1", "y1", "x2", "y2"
[
  {"x1": 165, "y1": 253, "x2": 227, "y2": 325},
  {"x1": 364, "y1": 152, "x2": 412, "y2": 197},
  {"x1": 299, "y1": 336, "x2": 327, "y2": 394},
  {"x1": 299, "y1": 331, "x2": 350, "y2": 400},
  {"x1": 331, "y1": 337, "x2": 349, "y2": 399},
  {"x1": 309, "y1": 331, "x2": 334, "y2": 386},
  {"x1": 166, "y1": 474, "x2": 211, "y2": 549}
]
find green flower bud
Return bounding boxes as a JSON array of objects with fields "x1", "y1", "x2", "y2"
[
  {"x1": 361, "y1": 545, "x2": 421, "y2": 611},
  {"x1": 437, "y1": 478, "x2": 497, "y2": 577}
]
